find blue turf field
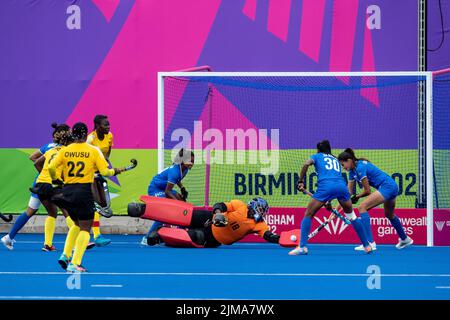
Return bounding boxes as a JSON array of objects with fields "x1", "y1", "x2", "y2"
[{"x1": 0, "y1": 234, "x2": 449, "y2": 300}]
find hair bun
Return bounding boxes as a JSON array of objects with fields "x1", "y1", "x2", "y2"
[
  {"x1": 344, "y1": 148, "x2": 354, "y2": 155},
  {"x1": 51, "y1": 122, "x2": 58, "y2": 129}
]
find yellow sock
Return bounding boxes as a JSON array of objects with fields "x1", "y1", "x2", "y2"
[
  {"x1": 92, "y1": 212, "x2": 101, "y2": 238},
  {"x1": 66, "y1": 216, "x2": 75, "y2": 229},
  {"x1": 44, "y1": 216, "x2": 56, "y2": 247},
  {"x1": 63, "y1": 225, "x2": 80, "y2": 258},
  {"x1": 71, "y1": 231, "x2": 90, "y2": 266}
]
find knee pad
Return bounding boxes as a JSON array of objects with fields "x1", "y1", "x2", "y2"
[
  {"x1": 344, "y1": 211, "x2": 357, "y2": 221},
  {"x1": 28, "y1": 196, "x2": 41, "y2": 210}
]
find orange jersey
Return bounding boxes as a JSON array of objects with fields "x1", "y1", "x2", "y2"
[{"x1": 211, "y1": 199, "x2": 270, "y2": 245}]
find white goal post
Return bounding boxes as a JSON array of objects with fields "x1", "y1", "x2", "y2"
[{"x1": 157, "y1": 71, "x2": 434, "y2": 246}]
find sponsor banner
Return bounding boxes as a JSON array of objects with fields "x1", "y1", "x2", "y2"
[
  {"x1": 181, "y1": 149, "x2": 419, "y2": 209},
  {"x1": 241, "y1": 208, "x2": 427, "y2": 245},
  {"x1": 434, "y1": 210, "x2": 450, "y2": 246},
  {"x1": 0, "y1": 149, "x2": 158, "y2": 215}
]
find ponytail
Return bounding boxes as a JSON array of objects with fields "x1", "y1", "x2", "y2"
[
  {"x1": 338, "y1": 148, "x2": 370, "y2": 163},
  {"x1": 51, "y1": 122, "x2": 71, "y2": 144}
]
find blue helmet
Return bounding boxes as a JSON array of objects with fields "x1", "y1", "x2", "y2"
[{"x1": 248, "y1": 197, "x2": 269, "y2": 222}]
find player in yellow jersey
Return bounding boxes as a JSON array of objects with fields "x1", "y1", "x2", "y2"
[
  {"x1": 31, "y1": 131, "x2": 74, "y2": 251},
  {"x1": 1, "y1": 123, "x2": 76, "y2": 251},
  {"x1": 49, "y1": 122, "x2": 124, "y2": 273},
  {"x1": 86, "y1": 115, "x2": 114, "y2": 247}
]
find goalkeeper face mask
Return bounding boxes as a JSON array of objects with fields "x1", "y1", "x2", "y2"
[{"x1": 248, "y1": 197, "x2": 269, "y2": 222}]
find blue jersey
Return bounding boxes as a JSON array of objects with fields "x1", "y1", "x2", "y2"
[
  {"x1": 348, "y1": 160, "x2": 392, "y2": 189},
  {"x1": 39, "y1": 142, "x2": 58, "y2": 155},
  {"x1": 310, "y1": 153, "x2": 344, "y2": 183},
  {"x1": 149, "y1": 164, "x2": 188, "y2": 191}
]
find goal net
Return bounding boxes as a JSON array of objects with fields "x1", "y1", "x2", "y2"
[{"x1": 158, "y1": 71, "x2": 434, "y2": 244}]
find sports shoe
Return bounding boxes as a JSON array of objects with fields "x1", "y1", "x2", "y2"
[
  {"x1": 140, "y1": 236, "x2": 149, "y2": 246},
  {"x1": 288, "y1": 246, "x2": 308, "y2": 256},
  {"x1": 1, "y1": 235, "x2": 15, "y2": 251},
  {"x1": 355, "y1": 242, "x2": 377, "y2": 251},
  {"x1": 58, "y1": 253, "x2": 70, "y2": 270},
  {"x1": 94, "y1": 235, "x2": 111, "y2": 247},
  {"x1": 396, "y1": 236, "x2": 413, "y2": 249},
  {"x1": 67, "y1": 263, "x2": 87, "y2": 273},
  {"x1": 42, "y1": 244, "x2": 57, "y2": 252},
  {"x1": 86, "y1": 242, "x2": 96, "y2": 250},
  {"x1": 364, "y1": 245, "x2": 373, "y2": 254}
]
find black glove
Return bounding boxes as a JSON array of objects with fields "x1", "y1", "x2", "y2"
[
  {"x1": 213, "y1": 212, "x2": 228, "y2": 227},
  {"x1": 351, "y1": 196, "x2": 359, "y2": 204},
  {"x1": 296, "y1": 180, "x2": 305, "y2": 192},
  {"x1": 263, "y1": 231, "x2": 280, "y2": 244},
  {"x1": 180, "y1": 187, "x2": 188, "y2": 201}
]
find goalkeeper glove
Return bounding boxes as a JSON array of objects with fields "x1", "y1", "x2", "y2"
[
  {"x1": 213, "y1": 212, "x2": 228, "y2": 227},
  {"x1": 180, "y1": 187, "x2": 188, "y2": 201}
]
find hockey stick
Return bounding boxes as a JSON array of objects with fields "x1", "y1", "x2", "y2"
[
  {"x1": 0, "y1": 213, "x2": 13, "y2": 222},
  {"x1": 122, "y1": 159, "x2": 138, "y2": 172},
  {"x1": 301, "y1": 189, "x2": 351, "y2": 225},
  {"x1": 96, "y1": 159, "x2": 138, "y2": 218},
  {"x1": 308, "y1": 213, "x2": 334, "y2": 239}
]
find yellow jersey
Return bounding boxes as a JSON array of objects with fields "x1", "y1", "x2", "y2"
[
  {"x1": 48, "y1": 142, "x2": 115, "y2": 184},
  {"x1": 87, "y1": 131, "x2": 113, "y2": 158},
  {"x1": 36, "y1": 146, "x2": 65, "y2": 184}
]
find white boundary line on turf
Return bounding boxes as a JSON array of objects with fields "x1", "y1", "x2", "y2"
[
  {"x1": 12, "y1": 240, "x2": 450, "y2": 247},
  {"x1": 91, "y1": 285, "x2": 123, "y2": 288},
  {"x1": 0, "y1": 296, "x2": 245, "y2": 300},
  {"x1": 1, "y1": 272, "x2": 450, "y2": 277}
]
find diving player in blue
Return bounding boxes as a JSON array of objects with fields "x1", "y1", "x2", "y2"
[
  {"x1": 141, "y1": 149, "x2": 195, "y2": 246},
  {"x1": 338, "y1": 148, "x2": 413, "y2": 250},
  {"x1": 289, "y1": 140, "x2": 371, "y2": 255}
]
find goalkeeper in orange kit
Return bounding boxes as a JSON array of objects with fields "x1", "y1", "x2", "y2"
[{"x1": 134, "y1": 197, "x2": 280, "y2": 247}]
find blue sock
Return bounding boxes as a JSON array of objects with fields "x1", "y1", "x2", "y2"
[
  {"x1": 9, "y1": 212, "x2": 31, "y2": 239},
  {"x1": 351, "y1": 218, "x2": 369, "y2": 247},
  {"x1": 300, "y1": 217, "x2": 312, "y2": 247},
  {"x1": 360, "y1": 212, "x2": 374, "y2": 243},
  {"x1": 146, "y1": 221, "x2": 163, "y2": 237},
  {"x1": 389, "y1": 216, "x2": 407, "y2": 240}
]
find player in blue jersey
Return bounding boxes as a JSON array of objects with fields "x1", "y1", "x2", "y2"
[
  {"x1": 289, "y1": 140, "x2": 371, "y2": 255},
  {"x1": 1, "y1": 123, "x2": 76, "y2": 251},
  {"x1": 141, "y1": 148, "x2": 195, "y2": 246},
  {"x1": 338, "y1": 148, "x2": 413, "y2": 250}
]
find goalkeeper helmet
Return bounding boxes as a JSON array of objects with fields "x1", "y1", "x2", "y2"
[{"x1": 248, "y1": 197, "x2": 269, "y2": 222}]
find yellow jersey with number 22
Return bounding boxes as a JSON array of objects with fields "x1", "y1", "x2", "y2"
[{"x1": 48, "y1": 142, "x2": 115, "y2": 184}]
